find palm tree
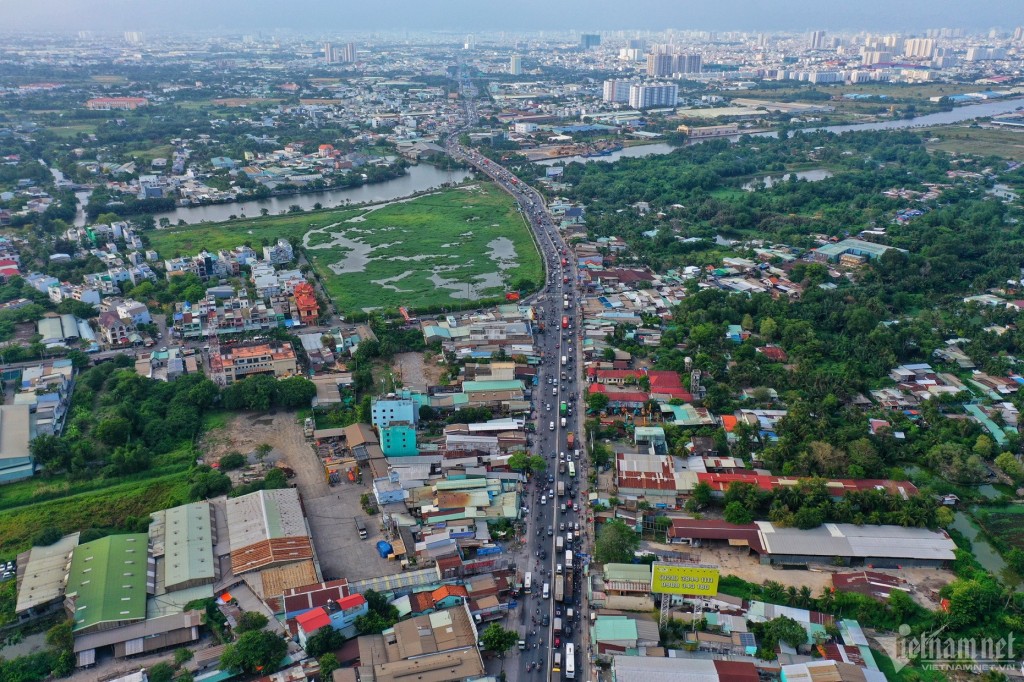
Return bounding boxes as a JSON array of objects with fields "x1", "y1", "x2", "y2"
[
  {"x1": 762, "y1": 580, "x2": 786, "y2": 603},
  {"x1": 785, "y1": 585, "x2": 799, "y2": 606},
  {"x1": 798, "y1": 585, "x2": 813, "y2": 608},
  {"x1": 817, "y1": 587, "x2": 836, "y2": 612}
]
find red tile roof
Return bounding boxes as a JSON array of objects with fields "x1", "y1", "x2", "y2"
[
  {"x1": 336, "y1": 594, "x2": 366, "y2": 611},
  {"x1": 667, "y1": 519, "x2": 764, "y2": 553},
  {"x1": 616, "y1": 453, "x2": 678, "y2": 491},
  {"x1": 296, "y1": 607, "x2": 332, "y2": 634}
]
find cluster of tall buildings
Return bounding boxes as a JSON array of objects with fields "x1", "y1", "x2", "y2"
[
  {"x1": 580, "y1": 33, "x2": 601, "y2": 49},
  {"x1": 602, "y1": 79, "x2": 679, "y2": 109},
  {"x1": 323, "y1": 41, "x2": 356, "y2": 63},
  {"x1": 645, "y1": 51, "x2": 702, "y2": 77}
]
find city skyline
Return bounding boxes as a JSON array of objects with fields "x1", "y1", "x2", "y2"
[{"x1": 4, "y1": 0, "x2": 1022, "y2": 34}]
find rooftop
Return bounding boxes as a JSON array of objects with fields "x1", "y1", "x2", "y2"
[
  {"x1": 65, "y1": 534, "x2": 149, "y2": 632},
  {"x1": 15, "y1": 532, "x2": 80, "y2": 615}
]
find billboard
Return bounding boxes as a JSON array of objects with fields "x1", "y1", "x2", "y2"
[{"x1": 650, "y1": 563, "x2": 720, "y2": 595}]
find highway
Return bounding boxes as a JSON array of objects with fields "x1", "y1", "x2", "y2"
[{"x1": 447, "y1": 70, "x2": 586, "y2": 681}]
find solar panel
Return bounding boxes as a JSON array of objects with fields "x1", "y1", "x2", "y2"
[{"x1": 739, "y1": 632, "x2": 757, "y2": 647}]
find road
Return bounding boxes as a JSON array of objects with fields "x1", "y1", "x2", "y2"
[{"x1": 447, "y1": 69, "x2": 587, "y2": 682}]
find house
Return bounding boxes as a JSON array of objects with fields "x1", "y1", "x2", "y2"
[
  {"x1": 295, "y1": 594, "x2": 368, "y2": 646},
  {"x1": 0, "y1": 404, "x2": 34, "y2": 483},
  {"x1": 97, "y1": 311, "x2": 134, "y2": 347},
  {"x1": 209, "y1": 342, "x2": 298, "y2": 385},
  {"x1": 292, "y1": 282, "x2": 319, "y2": 326},
  {"x1": 372, "y1": 396, "x2": 419, "y2": 428},
  {"x1": 263, "y1": 238, "x2": 294, "y2": 265}
]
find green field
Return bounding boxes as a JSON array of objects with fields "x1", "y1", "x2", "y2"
[
  {"x1": 149, "y1": 183, "x2": 544, "y2": 314},
  {"x1": 977, "y1": 504, "x2": 1024, "y2": 551},
  {"x1": 921, "y1": 125, "x2": 1024, "y2": 161}
]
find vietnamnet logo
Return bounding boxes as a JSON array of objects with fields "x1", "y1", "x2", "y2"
[{"x1": 878, "y1": 624, "x2": 1019, "y2": 673}]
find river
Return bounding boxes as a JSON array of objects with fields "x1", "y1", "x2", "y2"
[
  {"x1": 535, "y1": 96, "x2": 1024, "y2": 167},
  {"x1": 72, "y1": 164, "x2": 471, "y2": 227}
]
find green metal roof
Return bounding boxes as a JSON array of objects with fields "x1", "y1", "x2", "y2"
[
  {"x1": 161, "y1": 502, "x2": 214, "y2": 590},
  {"x1": 461, "y1": 380, "x2": 524, "y2": 392},
  {"x1": 603, "y1": 563, "x2": 652, "y2": 582},
  {"x1": 66, "y1": 534, "x2": 149, "y2": 631},
  {"x1": 592, "y1": 615, "x2": 639, "y2": 642}
]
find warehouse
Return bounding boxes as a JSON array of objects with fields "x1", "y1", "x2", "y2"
[
  {"x1": 758, "y1": 522, "x2": 956, "y2": 568},
  {"x1": 667, "y1": 519, "x2": 956, "y2": 568}
]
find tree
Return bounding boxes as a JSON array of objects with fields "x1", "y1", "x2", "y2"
[
  {"x1": 255, "y1": 443, "x2": 273, "y2": 464},
  {"x1": 691, "y1": 481, "x2": 713, "y2": 509},
  {"x1": 995, "y1": 451, "x2": 1024, "y2": 483},
  {"x1": 219, "y1": 452, "x2": 247, "y2": 470},
  {"x1": 594, "y1": 519, "x2": 640, "y2": 564},
  {"x1": 587, "y1": 392, "x2": 609, "y2": 412},
  {"x1": 275, "y1": 376, "x2": 317, "y2": 409},
  {"x1": 508, "y1": 451, "x2": 530, "y2": 472},
  {"x1": 305, "y1": 626, "x2": 345, "y2": 657},
  {"x1": 319, "y1": 653, "x2": 340, "y2": 678},
  {"x1": 30, "y1": 433, "x2": 71, "y2": 474},
  {"x1": 973, "y1": 434, "x2": 995, "y2": 460},
  {"x1": 33, "y1": 526, "x2": 64, "y2": 546},
  {"x1": 220, "y1": 629, "x2": 287, "y2": 675},
  {"x1": 94, "y1": 415, "x2": 133, "y2": 447},
  {"x1": 528, "y1": 455, "x2": 548, "y2": 473},
  {"x1": 235, "y1": 610, "x2": 269, "y2": 633},
  {"x1": 147, "y1": 662, "x2": 175, "y2": 682},
  {"x1": 759, "y1": 317, "x2": 778, "y2": 341},
  {"x1": 723, "y1": 501, "x2": 753, "y2": 525},
  {"x1": 480, "y1": 623, "x2": 518, "y2": 668},
  {"x1": 174, "y1": 648, "x2": 194, "y2": 666}
]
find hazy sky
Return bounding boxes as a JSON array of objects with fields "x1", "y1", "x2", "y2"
[{"x1": 5, "y1": 0, "x2": 1020, "y2": 34}]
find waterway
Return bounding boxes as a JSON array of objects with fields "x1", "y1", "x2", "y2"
[
  {"x1": 741, "y1": 169, "x2": 832, "y2": 190},
  {"x1": 535, "y1": 97, "x2": 1024, "y2": 167},
  {"x1": 72, "y1": 164, "x2": 471, "y2": 227},
  {"x1": 952, "y1": 510, "x2": 1010, "y2": 579}
]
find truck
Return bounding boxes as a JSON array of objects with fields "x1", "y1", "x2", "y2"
[
  {"x1": 559, "y1": 401, "x2": 567, "y2": 416},
  {"x1": 355, "y1": 517, "x2": 368, "y2": 540},
  {"x1": 553, "y1": 617, "x2": 563, "y2": 634},
  {"x1": 557, "y1": 481, "x2": 565, "y2": 497},
  {"x1": 554, "y1": 575, "x2": 565, "y2": 603},
  {"x1": 556, "y1": 536, "x2": 565, "y2": 552},
  {"x1": 561, "y1": 316, "x2": 569, "y2": 329},
  {"x1": 566, "y1": 432, "x2": 575, "y2": 449}
]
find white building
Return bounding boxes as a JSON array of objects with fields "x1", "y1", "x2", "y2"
[
  {"x1": 602, "y1": 80, "x2": 634, "y2": 104},
  {"x1": 628, "y1": 83, "x2": 678, "y2": 109}
]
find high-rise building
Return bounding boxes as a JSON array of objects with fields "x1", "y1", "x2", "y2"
[
  {"x1": 809, "y1": 30, "x2": 826, "y2": 49},
  {"x1": 323, "y1": 42, "x2": 335, "y2": 63},
  {"x1": 1014, "y1": 26, "x2": 1024, "y2": 42},
  {"x1": 123, "y1": 31, "x2": 144, "y2": 45},
  {"x1": 903, "y1": 38, "x2": 936, "y2": 59},
  {"x1": 340, "y1": 42, "x2": 356, "y2": 63},
  {"x1": 509, "y1": 55, "x2": 523, "y2": 75},
  {"x1": 966, "y1": 46, "x2": 1007, "y2": 61},
  {"x1": 628, "y1": 38, "x2": 644, "y2": 50},
  {"x1": 580, "y1": 34, "x2": 601, "y2": 49},
  {"x1": 646, "y1": 53, "x2": 674, "y2": 77},
  {"x1": 602, "y1": 79, "x2": 634, "y2": 103},
  {"x1": 628, "y1": 82, "x2": 679, "y2": 109},
  {"x1": 675, "y1": 54, "x2": 703, "y2": 74}
]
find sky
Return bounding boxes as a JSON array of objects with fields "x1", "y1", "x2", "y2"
[{"x1": 4, "y1": 0, "x2": 1020, "y2": 34}]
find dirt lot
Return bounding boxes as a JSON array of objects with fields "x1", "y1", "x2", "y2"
[
  {"x1": 202, "y1": 412, "x2": 410, "y2": 582},
  {"x1": 393, "y1": 351, "x2": 445, "y2": 392}
]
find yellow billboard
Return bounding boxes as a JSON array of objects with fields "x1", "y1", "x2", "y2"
[{"x1": 650, "y1": 564, "x2": 720, "y2": 595}]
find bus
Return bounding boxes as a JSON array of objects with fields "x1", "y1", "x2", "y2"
[
  {"x1": 565, "y1": 643, "x2": 576, "y2": 679},
  {"x1": 523, "y1": 572, "x2": 532, "y2": 594},
  {"x1": 568, "y1": 461, "x2": 576, "y2": 478}
]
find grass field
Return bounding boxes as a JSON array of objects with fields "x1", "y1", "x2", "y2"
[
  {"x1": 148, "y1": 207, "x2": 361, "y2": 256},
  {"x1": 978, "y1": 504, "x2": 1024, "y2": 551},
  {"x1": 922, "y1": 125, "x2": 1024, "y2": 161},
  {"x1": 46, "y1": 123, "x2": 97, "y2": 139},
  {"x1": 0, "y1": 473, "x2": 189, "y2": 557},
  {"x1": 149, "y1": 182, "x2": 544, "y2": 314}
]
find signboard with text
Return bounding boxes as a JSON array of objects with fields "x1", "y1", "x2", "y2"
[{"x1": 650, "y1": 563, "x2": 720, "y2": 596}]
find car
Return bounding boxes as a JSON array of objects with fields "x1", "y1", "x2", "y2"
[
  {"x1": 555, "y1": 606, "x2": 563, "y2": 617},
  {"x1": 554, "y1": 636, "x2": 562, "y2": 647},
  {"x1": 540, "y1": 495, "x2": 547, "y2": 505},
  {"x1": 574, "y1": 522, "x2": 580, "y2": 531},
  {"x1": 548, "y1": 474, "x2": 555, "y2": 483},
  {"x1": 540, "y1": 550, "x2": 547, "y2": 560},
  {"x1": 565, "y1": 625, "x2": 574, "y2": 637},
  {"x1": 559, "y1": 522, "x2": 565, "y2": 531},
  {"x1": 547, "y1": 526, "x2": 554, "y2": 536},
  {"x1": 566, "y1": 500, "x2": 573, "y2": 510},
  {"x1": 549, "y1": 488, "x2": 555, "y2": 497},
  {"x1": 541, "y1": 615, "x2": 550, "y2": 627}
]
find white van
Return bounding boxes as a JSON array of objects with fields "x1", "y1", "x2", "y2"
[
  {"x1": 549, "y1": 421, "x2": 555, "y2": 431},
  {"x1": 542, "y1": 582, "x2": 551, "y2": 599},
  {"x1": 560, "y1": 417, "x2": 566, "y2": 427}
]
